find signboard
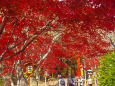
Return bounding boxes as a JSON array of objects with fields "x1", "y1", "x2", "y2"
[
  {"x1": 81, "y1": 68, "x2": 84, "y2": 76},
  {"x1": 28, "y1": 66, "x2": 33, "y2": 73}
]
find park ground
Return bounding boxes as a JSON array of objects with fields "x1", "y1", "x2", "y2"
[{"x1": 30, "y1": 78, "x2": 96, "y2": 86}]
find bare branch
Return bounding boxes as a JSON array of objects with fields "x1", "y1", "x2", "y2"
[
  {"x1": 109, "y1": 37, "x2": 115, "y2": 49},
  {"x1": 0, "y1": 16, "x2": 8, "y2": 37}
]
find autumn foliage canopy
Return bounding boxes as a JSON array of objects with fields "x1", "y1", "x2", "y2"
[{"x1": 0, "y1": 0, "x2": 114, "y2": 75}]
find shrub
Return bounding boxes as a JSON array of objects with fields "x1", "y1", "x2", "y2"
[{"x1": 98, "y1": 52, "x2": 115, "y2": 86}]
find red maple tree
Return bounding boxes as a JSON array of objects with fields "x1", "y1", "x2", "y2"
[{"x1": 0, "y1": 0, "x2": 114, "y2": 85}]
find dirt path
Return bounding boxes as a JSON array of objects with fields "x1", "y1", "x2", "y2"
[{"x1": 35, "y1": 78, "x2": 67, "y2": 86}]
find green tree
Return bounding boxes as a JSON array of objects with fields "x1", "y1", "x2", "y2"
[{"x1": 98, "y1": 52, "x2": 115, "y2": 86}]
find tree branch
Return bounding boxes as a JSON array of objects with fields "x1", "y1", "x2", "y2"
[
  {"x1": 0, "y1": 16, "x2": 8, "y2": 38},
  {"x1": 0, "y1": 25, "x2": 51, "y2": 61},
  {"x1": 109, "y1": 37, "x2": 115, "y2": 49},
  {"x1": 37, "y1": 33, "x2": 62, "y2": 65},
  {"x1": 0, "y1": 19, "x2": 57, "y2": 61}
]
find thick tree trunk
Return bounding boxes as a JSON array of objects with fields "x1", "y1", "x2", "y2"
[
  {"x1": 17, "y1": 79, "x2": 20, "y2": 86},
  {"x1": 10, "y1": 79, "x2": 15, "y2": 86},
  {"x1": 36, "y1": 68, "x2": 40, "y2": 86}
]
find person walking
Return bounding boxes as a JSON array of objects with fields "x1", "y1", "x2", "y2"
[
  {"x1": 67, "y1": 75, "x2": 74, "y2": 86},
  {"x1": 79, "y1": 76, "x2": 83, "y2": 86},
  {"x1": 78, "y1": 76, "x2": 84, "y2": 86},
  {"x1": 74, "y1": 76, "x2": 78, "y2": 86},
  {"x1": 87, "y1": 78, "x2": 93, "y2": 86},
  {"x1": 57, "y1": 72, "x2": 65, "y2": 86}
]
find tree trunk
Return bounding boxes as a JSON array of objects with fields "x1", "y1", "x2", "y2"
[
  {"x1": 17, "y1": 79, "x2": 20, "y2": 86},
  {"x1": 10, "y1": 79, "x2": 15, "y2": 86}
]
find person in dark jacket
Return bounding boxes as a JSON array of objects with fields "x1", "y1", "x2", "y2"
[
  {"x1": 57, "y1": 72, "x2": 65, "y2": 86},
  {"x1": 67, "y1": 75, "x2": 74, "y2": 86}
]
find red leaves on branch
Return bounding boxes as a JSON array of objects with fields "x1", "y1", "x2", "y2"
[
  {"x1": 0, "y1": 0, "x2": 114, "y2": 76},
  {"x1": 40, "y1": 53, "x2": 68, "y2": 74},
  {"x1": 82, "y1": 58, "x2": 101, "y2": 70},
  {"x1": 52, "y1": 45, "x2": 66, "y2": 57}
]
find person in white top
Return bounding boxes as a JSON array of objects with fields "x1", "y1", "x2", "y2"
[
  {"x1": 78, "y1": 76, "x2": 83, "y2": 86},
  {"x1": 57, "y1": 73, "x2": 65, "y2": 86},
  {"x1": 87, "y1": 78, "x2": 93, "y2": 86}
]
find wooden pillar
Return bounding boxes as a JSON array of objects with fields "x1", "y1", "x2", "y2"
[
  {"x1": 76, "y1": 57, "x2": 81, "y2": 76},
  {"x1": 52, "y1": 73, "x2": 53, "y2": 78},
  {"x1": 28, "y1": 76, "x2": 30, "y2": 86}
]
